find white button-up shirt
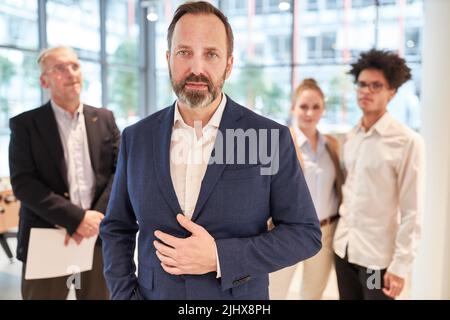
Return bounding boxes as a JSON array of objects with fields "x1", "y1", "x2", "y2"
[
  {"x1": 169, "y1": 95, "x2": 227, "y2": 278},
  {"x1": 51, "y1": 101, "x2": 95, "y2": 210},
  {"x1": 170, "y1": 95, "x2": 226, "y2": 219},
  {"x1": 295, "y1": 127, "x2": 339, "y2": 221},
  {"x1": 333, "y1": 112, "x2": 425, "y2": 277}
]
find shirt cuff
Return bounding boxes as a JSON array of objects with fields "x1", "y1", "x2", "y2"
[
  {"x1": 215, "y1": 242, "x2": 221, "y2": 278},
  {"x1": 387, "y1": 260, "x2": 412, "y2": 279}
]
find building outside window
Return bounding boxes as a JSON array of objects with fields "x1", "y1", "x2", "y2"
[{"x1": 0, "y1": 0, "x2": 425, "y2": 177}]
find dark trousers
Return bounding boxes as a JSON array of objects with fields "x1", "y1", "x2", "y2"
[
  {"x1": 21, "y1": 245, "x2": 109, "y2": 300},
  {"x1": 334, "y1": 253, "x2": 393, "y2": 300}
]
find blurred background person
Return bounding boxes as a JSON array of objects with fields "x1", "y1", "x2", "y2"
[
  {"x1": 9, "y1": 46, "x2": 120, "y2": 299},
  {"x1": 290, "y1": 78, "x2": 343, "y2": 299},
  {"x1": 333, "y1": 49, "x2": 424, "y2": 300}
]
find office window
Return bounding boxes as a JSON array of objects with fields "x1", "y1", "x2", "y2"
[
  {"x1": 79, "y1": 60, "x2": 102, "y2": 108},
  {"x1": 405, "y1": 28, "x2": 420, "y2": 57},
  {"x1": 224, "y1": 66, "x2": 292, "y2": 124},
  {"x1": 379, "y1": 0, "x2": 396, "y2": 5},
  {"x1": 352, "y1": 0, "x2": 374, "y2": 8},
  {"x1": 0, "y1": 48, "x2": 40, "y2": 177},
  {"x1": 325, "y1": 0, "x2": 342, "y2": 10},
  {"x1": 0, "y1": 1, "x2": 38, "y2": 50},
  {"x1": 307, "y1": 36, "x2": 318, "y2": 60},
  {"x1": 307, "y1": 0, "x2": 319, "y2": 11},
  {"x1": 0, "y1": 1, "x2": 39, "y2": 178},
  {"x1": 47, "y1": 0, "x2": 101, "y2": 57},
  {"x1": 321, "y1": 32, "x2": 336, "y2": 59},
  {"x1": 108, "y1": 67, "x2": 139, "y2": 129},
  {"x1": 296, "y1": 0, "x2": 424, "y2": 132},
  {"x1": 0, "y1": 0, "x2": 426, "y2": 178},
  {"x1": 235, "y1": 0, "x2": 247, "y2": 11},
  {"x1": 106, "y1": 0, "x2": 139, "y2": 128},
  {"x1": 156, "y1": 1, "x2": 292, "y2": 121},
  {"x1": 267, "y1": 0, "x2": 282, "y2": 12},
  {"x1": 107, "y1": 0, "x2": 139, "y2": 64},
  {"x1": 255, "y1": 0, "x2": 264, "y2": 14}
]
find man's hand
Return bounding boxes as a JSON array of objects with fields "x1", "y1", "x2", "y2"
[
  {"x1": 383, "y1": 272, "x2": 405, "y2": 298},
  {"x1": 154, "y1": 214, "x2": 217, "y2": 276},
  {"x1": 64, "y1": 232, "x2": 84, "y2": 246},
  {"x1": 76, "y1": 210, "x2": 104, "y2": 238}
]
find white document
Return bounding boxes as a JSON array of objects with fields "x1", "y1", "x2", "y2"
[{"x1": 25, "y1": 228, "x2": 97, "y2": 280}]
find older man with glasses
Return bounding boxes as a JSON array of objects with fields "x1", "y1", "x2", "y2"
[
  {"x1": 9, "y1": 46, "x2": 120, "y2": 299},
  {"x1": 333, "y1": 49, "x2": 425, "y2": 300}
]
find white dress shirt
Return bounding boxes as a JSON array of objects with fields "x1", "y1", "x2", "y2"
[
  {"x1": 295, "y1": 127, "x2": 339, "y2": 221},
  {"x1": 333, "y1": 112, "x2": 425, "y2": 278},
  {"x1": 51, "y1": 101, "x2": 95, "y2": 210},
  {"x1": 170, "y1": 94, "x2": 227, "y2": 277}
]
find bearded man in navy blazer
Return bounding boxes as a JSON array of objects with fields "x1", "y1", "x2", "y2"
[{"x1": 100, "y1": 1, "x2": 321, "y2": 300}]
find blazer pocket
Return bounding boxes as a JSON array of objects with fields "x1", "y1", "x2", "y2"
[
  {"x1": 221, "y1": 165, "x2": 262, "y2": 181},
  {"x1": 138, "y1": 264, "x2": 154, "y2": 290},
  {"x1": 231, "y1": 282, "x2": 248, "y2": 298}
]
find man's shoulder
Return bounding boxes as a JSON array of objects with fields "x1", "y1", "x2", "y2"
[
  {"x1": 226, "y1": 97, "x2": 287, "y2": 131},
  {"x1": 124, "y1": 105, "x2": 173, "y2": 135},
  {"x1": 83, "y1": 104, "x2": 113, "y2": 117},
  {"x1": 386, "y1": 116, "x2": 423, "y2": 145},
  {"x1": 10, "y1": 103, "x2": 50, "y2": 124}
]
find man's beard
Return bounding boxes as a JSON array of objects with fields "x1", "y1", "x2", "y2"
[{"x1": 170, "y1": 70, "x2": 226, "y2": 109}]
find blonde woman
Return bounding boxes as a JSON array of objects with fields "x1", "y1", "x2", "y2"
[{"x1": 290, "y1": 78, "x2": 343, "y2": 299}]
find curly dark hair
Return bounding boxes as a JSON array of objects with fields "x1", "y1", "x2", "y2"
[{"x1": 349, "y1": 49, "x2": 412, "y2": 90}]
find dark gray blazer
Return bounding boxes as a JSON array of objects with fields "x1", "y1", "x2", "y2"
[{"x1": 9, "y1": 101, "x2": 120, "y2": 262}]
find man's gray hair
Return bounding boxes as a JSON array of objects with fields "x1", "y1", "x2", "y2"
[{"x1": 37, "y1": 46, "x2": 78, "y2": 74}]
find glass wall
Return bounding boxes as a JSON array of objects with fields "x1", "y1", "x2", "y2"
[
  {"x1": 154, "y1": 0, "x2": 423, "y2": 131},
  {"x1": 294, "y1": 0, "x2": 423, "y2": 132},
  {"x1": 106, "y1": 0, "x2": 140, "y2": 129},
  {"x1": 0, "y1": 0, "x2": 425, "y2": 177},
  {"x1": 0, "y1": 0, "x2": 140, "y2": 177},
  {"x1": 0, "y1": 1, "x2": 40, "y2": 177}
]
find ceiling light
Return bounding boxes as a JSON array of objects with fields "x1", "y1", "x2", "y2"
[{"x1": 279, "y1": 1, "x2": 290, "y2": 11}]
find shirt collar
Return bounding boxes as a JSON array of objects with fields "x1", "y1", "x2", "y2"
[
  {"x1": 51, "y1": 100, "x2": 83, "y2": 121},
  {"x1": 173, "y1": 93, "x2": 227, "y2": 129},
  {"x1": 356, "y1": 112, "x2": 393, "y2": 136},
  {"x1": 295, "y1": 126, "x2": 326, "y2": 150},
  {"x1": 295, "y1": 126, "x2": 308, "y2": 148}
]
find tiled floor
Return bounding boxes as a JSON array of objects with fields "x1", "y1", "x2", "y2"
[
  {"x1": 0, "y1": 236, "x2": 77, "y2": 300},
  {"x1": 0, "y1": 237, "x2": 21, "y2": 299}
]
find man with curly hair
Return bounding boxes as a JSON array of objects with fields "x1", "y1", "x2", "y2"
[{"x1": 333, "y1": 49, "x2": 425, "y2": 300}]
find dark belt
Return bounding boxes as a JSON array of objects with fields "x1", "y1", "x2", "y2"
[{"x1": 320, "y1": 214, "x2": 339, "y2": 227}]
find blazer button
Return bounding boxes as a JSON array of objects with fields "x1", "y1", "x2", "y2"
[{"x1": 63, "y1": 192, "x2": 69, "y2": 198}]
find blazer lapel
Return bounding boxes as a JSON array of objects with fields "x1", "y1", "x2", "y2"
[
  {"x1": 153, "y1": 105, "x2": 183, "y2": 215},
  {"x1": 34, "y1": 102, "x2": 68, "y2": 188},
  {"x1": 83, "y1": 105, "x2": 101, "y2": 175},
  {"x1": 191, "y1": 97, "x2": 243, "y2": 221}
]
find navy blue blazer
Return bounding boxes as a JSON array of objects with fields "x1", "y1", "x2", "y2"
[{"x1": 100, "y1": 96, "x2": 321, "y2": 300}]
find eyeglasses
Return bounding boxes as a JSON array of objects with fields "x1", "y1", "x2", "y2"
[
  {"x1": 355, "y1": 81, "x2": 386, "y2": 93},
  {"x1": 46, "y1": 62, "x2": 80, "y2": 74}
]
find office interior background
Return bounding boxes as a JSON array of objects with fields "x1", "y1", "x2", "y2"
[{"x1": 0, "y1": 0, "x2": 449, "y2": 299}]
